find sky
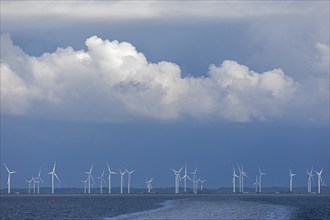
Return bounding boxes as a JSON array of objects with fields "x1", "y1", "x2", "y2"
[{"x1": 0, "y1": 1, "x2": 329, "y2": 190}]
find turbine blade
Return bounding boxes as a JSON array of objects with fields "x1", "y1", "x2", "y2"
[
  {"x1": 106, "y1": 161, "x2": 110, "y2": 171},
  {"x1": 54, "y1": 172, "x2": 60, "y2": 181},
  {"x1": 3, "y1": 163, "x2": 10, "y2": 173},
  {"x1": 53, "y1": 161, "x2": 56, "y2": 172}
]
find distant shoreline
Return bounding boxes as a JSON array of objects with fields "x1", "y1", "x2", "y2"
[{"x1": 1, "y1": 193, "x2": 329, "y2": 197}]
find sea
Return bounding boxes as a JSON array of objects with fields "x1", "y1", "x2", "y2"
[{"x1": 0, "y1": 194, "x2": 329, "y2": 220}]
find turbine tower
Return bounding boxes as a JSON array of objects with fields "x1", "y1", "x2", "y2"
[
  {"x1": 253, "y1": 175, "x2": 259, "y2": 193},
  {"x1": 106, "y1": 161, "x2": 117, "y2": 194},
  {"x1": 48, "y1": 161, "x2": 60, "y2": 194},
  {"x1": 25, "y1": 178, "x2": 33, "y2": 194},
  {"x1": 232, "y1": 166, "x2": 239, "y2": 193},
  {"x1": 85, "y1": 165, "x2": 94, "y2": 194},
  {"x1": 315, "y1": 168, "x2": 323, "y2": 194},
  {"x1": 258, "y1": 167, "x2": 266, "y2": 193},
  {"x1": 181, "y1": 164, "x2": 191, "y2": 193},
  {"x1": 171, "y1": 166, "x2": 183, "y2": 194},
  {"x1": 145, "y1": 178, "x2": 153, "y2": 193},
  {"x1": 97, "y1": 169, "x2": 106, "y2": 194},
  {"x1": 81, "y1": 177, "x2": 88, "y2": 194},
  {"x1": 240, "y1": 165, "x2": 248, "y2": 193},
  {"x1": 237, "y1": 165, "x2": 242, "y2": 193},
  {"x1": 306, "y1": 167, "x2": 314, "y2": 193},
  {"x1": 3, "y1": 163, "x2": 16, "y2": 194},
  {"x1": 288, "y1": 168, "x2": 296, "y2": 193},
  {"x1": 119, "y1": 169, "x2": 126, "y2": 194},
  {"x1": 193, "y1": 178, "x2": 199, "y2": 194},
  {"x1": 35, "y1": 169, "x2": 44, "y2": 194},
  {"x1": 126, "y1": 169, "x2": 135, "y2": 194},
  {"x1": 32, "y1": 177, "x2": 37, "y2": 194},
  {"x1": 191, "y1": 168, "x2": 197, "y2": 193},
  {"x1": 199, "y1": 179, "x2": 206, "y2": 192}
]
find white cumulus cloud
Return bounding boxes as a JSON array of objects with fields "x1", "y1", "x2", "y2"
[
  {"x1": 1, "y1": 35, "x2": 301, "y2": 122},
  {"x1": 315, "y1": 43, "x2": 330, "y2": 72}
]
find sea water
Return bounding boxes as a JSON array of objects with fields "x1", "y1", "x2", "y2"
[{"x1": 1, "y1": 194, "x2": 329, "y2": 219}]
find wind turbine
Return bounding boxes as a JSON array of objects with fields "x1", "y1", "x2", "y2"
[
  {"x1": 232, "y1": 166, "x2": 239, "y2": 193},
  {"x1": 48, "y1": 161, "x2": 60, "y2": 194},
  {"x1": 306, "y1": 167, "x2": 314, "y2": 193},
  {"x1": 253, "y1": 175, "x2": 259, "y2": 193},
  {"x1": 106, "y1": 161, "x2": 117, "y2": 194},
  {"x1": 25, "y1": 178, "x2": 33, "y2": 194},
  {"x1": 85, "y1": 165, "x2": 94, "y2": 194},
  {"x1": 97, "y1": 169, "x2": 106, "y2": 194},
  {"x1": 321, "y1": 178, "x2": 327, "y2": 186},
  {"x1": 237, "y1": 165, "x2": 242, "y2": 193},
  {"x1": 315, "y1": 169, "x2": 323, "y2": 194},
  {"x1": 199, "y1": 179, "x2": 206, "y2": 192},
  {"x1": 145, "y1": 178, "x2": 153, "y2": 193},
  {"x1": 125, "y1": 169, "x2": 135, "y2": 194},
  {"x1": 193, "y1": 178, "x2": 200, "y2": 194},
  {"x1": 81, "y1": 177, "x2": 88, "y2": 194},
  {"x1": 258, "y1": 167, "x2": 266, "y2": 193},
  {"x1": 288, "y1": 168, "x2": 296, "y2": 193},
  {"x1": 35, "y1": 169, "x2": 44, "y2": 194},
  {"x1": 3, "y1": 163, "x2": 16, "y2": 194},
  {"x1": 181, "y1": 164, "x2": 191, "y2": 193},
  {"x1": 191, "y1": 168, "x2": 197, "y2": 193},
  {"x1": 240, "y1": 165, "x2": 248, "y2": 193},
  {"x1": 32, "y1": 177, "x2": 37, "y2": 194},
  {"x1": 171, "y1": 166, "x2": 183, "y2": 194},
  {"x1": 119, "y1": 169, "x2": 126, "y2": 194}
]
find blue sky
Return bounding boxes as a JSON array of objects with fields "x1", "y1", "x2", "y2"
[{"x1": 1, "y1": 1, "x2": 329, "y2": 189}]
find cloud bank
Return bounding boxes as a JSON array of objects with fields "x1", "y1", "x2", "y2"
[
  {"x1": 0, "y1": 34, "x2": 322, "y2": 122},
  {"x1": 1, "y1": 1, "x2": 319, "y2": 21}
]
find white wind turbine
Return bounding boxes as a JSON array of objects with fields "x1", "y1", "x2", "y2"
[
  {"x1": 106, "y1": 161, "x2": 117, "y2": 194},
  {"x1": 193, "y1": 178, "x2": 200, "y2": 194},
  {"x1": 232, "y1": 166, "x2": 239, "y2": 193},
  {"x1": 48, "y1": 161, "x2": 60, "y2": 194},
  {"x1": 3, "y1": 163, "x2": 16, "y2": 194},
  {"x1": 119, "y1": 169, "x2": 126, "y2": 194},
  {"x1": 97, "y1": 169, "x2": 106, "y2": 194},
  {"x1": 85, "y1": 165, "x2": 94, "y2": 194},
  {"x1": 258, "y1": 167, "x2": 266, "y2": 193},
  {"x1": 145, "y1": 178, "x2": 153, "y2": 193},
  {"x1": 237, "y1": 165, "x2": 242, "y2": 193},
  {"x1": 306, "y1": 167, "x2": 314, "y2": 193},
  {"x1": 35, "y1": 169, "x2": 44, "y2": 194},
  {"x1": 81, "y1": 177, "x2": 88, "y2": 194},
  {"x1": 126, "y1": 169, "x2": 135, "y2": 194},
  {"x1": 199, "y1": 179, "x2": 206, "y2": 192},
  {"x1": 25, "y1": 177, "x2": 33, "y2": 194},
  {"x1": 181, "y1": 164, "x2": 191, "y2": 193},
  {"x1": 288, "y1": 168, "x2": 296, "y2": 193},
  {"x1": 171, "y1": 166, "x2": 183, "y2": 194},
  {"x1": 253, "y1": 175, "x2": 259, "y2": 193},
  {"x1": 315, "y1": 168, "x2": 323, "y2": 194},
  {"x1": 191, "y1": 168, "x2": 198, "y2": 193},
  {"x1": 240, "y1": 165, "x2": 248, "y2": 193},
  {"x1": 321, "y1": 178, "x2": 327, "y2": 186},
  {"x1": 32, "y1": 177, "x2": 37, "y2": 194}
]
